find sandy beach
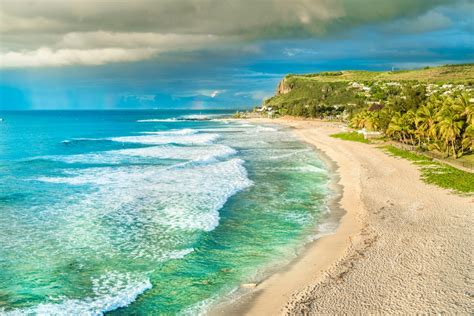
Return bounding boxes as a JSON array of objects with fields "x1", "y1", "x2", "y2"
[{"x1": 212, "y1": 117, "x2": 473, "y2": 315}]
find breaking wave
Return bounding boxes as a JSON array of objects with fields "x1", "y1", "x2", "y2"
[{"x1": 4, "y1": 271, "x2": 152, "y2": 315}]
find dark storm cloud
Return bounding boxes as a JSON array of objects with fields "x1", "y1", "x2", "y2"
[{"x1": 0, "y1": 0, "x2": 459, "y2": 67}]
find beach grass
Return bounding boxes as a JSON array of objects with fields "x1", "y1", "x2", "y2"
[
  {"x1": 330, "y1": 132, "x2": 370, "y2": 144},
  {"x1": 383, "y1": 145, "x2": 474, "y2": 194}
]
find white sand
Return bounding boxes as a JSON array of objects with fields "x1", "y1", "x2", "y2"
[{"x1": 211, "y1": 118, "x2": 473, "y2": 315}]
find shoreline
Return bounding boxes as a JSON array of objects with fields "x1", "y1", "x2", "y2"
[
  {"x1": 210, "y1": 117, "x2": 366, "y2": 315},
  {"x1": 211, "y1": 117, "x2": 472, "y2": 314}
]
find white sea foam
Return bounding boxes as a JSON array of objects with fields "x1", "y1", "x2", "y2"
[
  {"x1": 36, "y1": 144, "x2": 236, "y2": 165},
  {"x1": 181, "y1": 295, "x2": 218, "y2": 316},
  {"x1": 61, "y1": 138, "x2": 104, "y2": 144},
  {"x1": 254, "y1": 125, "x2": 277, "y2": 132},
  {"x1": 37, "y1": 159, "x2": 252, "y2": 231},
  {"x1": 136, "y1": 118, "x2": 178, "y2": 122},
  {"x1": 33, "y1": 146, "x2": 246, "y2": 262},
  {"x1": 283, "y1": 212, "x2": 312, "y2": 225},
  {"x1": 268, "y1": 148, "x2": 313, "y2": 160},
  {"x1": 35, "y1": 158, "x2": 252, "y2": 263},
  {"x1": 6, "y1": 271, "x2": 151, "y2": 316},
  {"x1": 196, "y1": 127, "x2": 245, "y2": 133},
  {"x1": 60, "y1": 129, "x2": 212, "y2": 146},
  {"x1": 34, "y1": 153, "x2": 135, "y2": 165},
  {"x1": 295, "y1": 164, "x2": 326, "y2": 174},
  {"x1": 112, "y1": 144, "x2": 237, "y2": 162},
  {"x1": 110, "y1": 132, "x2": 219, "y2": 145},
  {"x1": 139, "y1": 128, "x2": 197, "y2": 136},
  {"x1": 178, "y1": 114, "x2": 223, "y2": 121},
  {"x1": 308, "y1": 220, "x2": 340, "y2": 242}
]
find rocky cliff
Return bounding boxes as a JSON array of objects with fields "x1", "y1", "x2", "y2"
[{"x1": 276, "y1": 78, "x2": 292, "y2": 95}]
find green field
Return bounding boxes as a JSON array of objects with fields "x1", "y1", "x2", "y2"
[
  {"x1": 383, "y1": 145, "x2": 474, "y2": 194},
  {"x1": 330, "y1": 132, "x2": 370, "y2": 143},
  {"x1": 285, "y1": 64, "x2": 474, "y2": 83}
]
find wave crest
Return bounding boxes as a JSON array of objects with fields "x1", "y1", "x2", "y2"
[{"x1": 5, "y1": 271, "x2": 151, "y2": 315}]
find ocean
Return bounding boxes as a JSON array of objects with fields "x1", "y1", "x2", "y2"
[{"x1": 0, "y1": 110, "x2": 333, "y2": 314}]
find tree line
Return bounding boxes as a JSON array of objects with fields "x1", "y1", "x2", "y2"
[{"x1": 351, "y1": 90, "x2": 473, "y2": 158}]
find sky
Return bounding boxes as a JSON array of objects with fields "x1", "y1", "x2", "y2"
[{"x1": 0, "y1": 0, "x2": 473, "y2": 110}]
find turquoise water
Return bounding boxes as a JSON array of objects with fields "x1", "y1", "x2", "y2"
[{"x1": 0, "y1": 110, "x2": 331, "y2": 315}]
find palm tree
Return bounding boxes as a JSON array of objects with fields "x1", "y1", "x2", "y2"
[
  {"x1": 415, "y1": 100, "x2": 438, "y2": 146},
  {"x1": 387, "y1": 113, "x2": 404, "y2": 143},
  {"x1": 461, "y1": 125, "x2": 474, "y2": 153},
  {"x1": 436, "y1": 101, "x2": 464, "y2": 158},
  {"x1": 403, "y1": 110, "x2": 417, "y2": 145},
  {"x1": 457, "y1": 94, "x2": 474, "y2": 126},
  {"x1": 364, "y1": 112, "x2": 377, "y2": 131},
  {"x1": 351, "y1": 111, "x2": 376, "y2": 130}
]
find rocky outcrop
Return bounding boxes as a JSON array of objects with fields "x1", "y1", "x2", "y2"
[{"x1": 276, "y1": 78, "x2": 292, "y2": 95}]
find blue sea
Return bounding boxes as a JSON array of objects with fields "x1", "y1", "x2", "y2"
[{"x1": 0, "y1": 110, "x2": 334, "y2": 314}]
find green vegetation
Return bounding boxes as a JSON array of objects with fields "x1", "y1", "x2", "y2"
[
  {"x1": 265, "y1": 80, "x2": 359, "y2": 118},
  {"x1": 352, "y1": 92, "x2": 473, "y2": 158},
  {"x1": 262, "y1": 64, "x2": 474, "y2": 122},
  {"x1": 286, "y1": 64, "x2": 474, "y2": 83},
  {"x1": 262, "y1": 64, "x2": 473, "y2": 159},
  {"x1": 330, "y1": 132, "x2": 370, "y2": 143},
  {"x1": 258, "y1": 64, "x2": 474, "y2": 193},
  {"x1": 233, "y1": 111, "x2": 245, "y2": 118},
  {"x1": 451, "y1": 154, "x2": 474, "y2": 166},
  {"x1": 384, "y1": 145, "x2": 474, "y2": 194}
]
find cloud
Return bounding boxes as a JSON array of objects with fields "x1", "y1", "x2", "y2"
[
  {"x1": 198, "y1": 90, "x2": 225, "y2": 98},
  {"x1": 0, "y1": 47, "x2": 157, "y2": 68},
  {"x1": 284, "y1": 48, "x2": 319, "y2": 57},
  {"x1": 0, "y1": 0, "x2": 462, "y2": 68},
  {"x1": 384, "y1": 10, "x2": 452, "y2": 34},
  {"x1": 57, "y1": 32, "x2": 220, "y2": 49},
  {"x1": 0, "y1": 32, "x2": 223, "y2": 67},
  {"x1": 0, "y1": 0, "x2": 342, "y2": 36},
  {"x1": 174, "y1": 89, "x2": 226, "y2": 99}
]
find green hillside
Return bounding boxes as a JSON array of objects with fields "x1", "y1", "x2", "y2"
[
  {"x1": 262, "y1": 64, "x2": 474, "y2": 118},
  {"x1": 284, "y1": 64, "x2": 474, "y2": 83},
  {"x1": 259, "y1": 64, "x2": 474, "y2": 159}
]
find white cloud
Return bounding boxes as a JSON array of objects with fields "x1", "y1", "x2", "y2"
[
  {"x1": 211, "y1": 90, "x2": 223, "y2": 98},
  {"x1": 284, "y1": 48, "x2": 319, "y2": 57},
  {"x1": 196, "y1": 90, "x2": 226, "y2": 98},
  {"x1": 174, "y1": 89, "x2": 226, "y2": 98},
  {"x1": 0, "y1": 32, "x2": 222, "y2": 68},
  {"x1": 0, "y1": 47, "x2": 157, "y2": 68}
]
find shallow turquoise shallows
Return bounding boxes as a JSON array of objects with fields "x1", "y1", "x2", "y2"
[{"x1": 0, "y1": 110, "x2": 331, "y2": 315}]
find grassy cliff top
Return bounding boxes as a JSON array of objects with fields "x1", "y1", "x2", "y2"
[{"x1": 285, "y1": 64, "x2": 474, "y2": 83}]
